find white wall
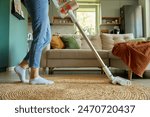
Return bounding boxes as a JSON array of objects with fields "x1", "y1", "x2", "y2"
[
  {"x1": 101, "y1": 0, "x2": 138, "y2": 17},
  {"x1": 100, "y1": 0, "x2": 150, "y2": 37},
  {"x1": 49, "y1": 0, "x2": 139, "y2": 34},
  {"x1": 51, "y1": 25, "x2": 75, "y2": 34},
  {"x1": 28, "y1": 0, "x2": 142, "y2": 35},
  {"x1": 100, "y1": 0, "x2": 139, "y2": 33}
]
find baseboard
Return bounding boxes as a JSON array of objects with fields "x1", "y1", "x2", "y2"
[
  {"x1": 6, "y1": 66, "x2": 15, "y2": 71},
  {"x1": 0, "y1": 67, "x2": 7, "y2": 72},
  {"x1": 53, "y1": 68, "x2": 101, "y2": 74}
]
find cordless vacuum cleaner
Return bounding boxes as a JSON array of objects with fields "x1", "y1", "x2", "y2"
[{"x1": 52, "y1": 0, "x2": 131, "y2": 86}]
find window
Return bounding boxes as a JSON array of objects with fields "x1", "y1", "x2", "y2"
[
  {"x1": 76, "y1": 0, "x2": 101, "y2": 35},
  {"x1": 76, "y1": 7, "x2": 96, "y2": 35}
]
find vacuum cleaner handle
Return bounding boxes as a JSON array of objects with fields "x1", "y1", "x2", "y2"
[{"x1": 68, "y1": 10, "x2": 114, "y2": 80}]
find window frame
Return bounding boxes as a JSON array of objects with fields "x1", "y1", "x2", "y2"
[{"x1": 76, "y1": 2, "x2": 101, "y2": 34}]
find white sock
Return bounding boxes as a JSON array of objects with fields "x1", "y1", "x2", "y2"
[
  {"x1": 112, "y1": 76, "x2": 132, "y2": 86},
  {"x1": 29, "y1": 77, "x2": 54, "y2": 85},
  {"x1": 14, "y1": 66, "x2": 29, "y2": 83}
]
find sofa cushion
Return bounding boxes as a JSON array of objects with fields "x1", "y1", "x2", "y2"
[
  {"x1": 47, "y1": 49, "x2": 109, "y2": 59},
  {"x1": 100, "y1": 33, "x2": 134, "y2": 50},
  {"x1": 109, "y1": 51, "x2": 120, "y2": 59},
  {"x1": 51, "y1": 35, "x2": 65, "y2": 49},
  {"x1": 127, "y1": 37, "x2": 146, "y2": 42},
  {"x1": 61, "y1": 36, "x2": 80, "y2": 49},
  {"x1": 81, "y1": 35, "x2": 102, "y2": 50}
]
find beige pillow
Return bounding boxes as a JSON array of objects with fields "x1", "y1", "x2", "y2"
[
  {"x1": 100, "y1": 33, "x2": 134, "y2": 50},
  {"x1": 81, "y1": 35, "x2": 102, "y2": 50}
]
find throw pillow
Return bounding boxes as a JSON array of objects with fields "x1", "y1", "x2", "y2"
[
  {"x1": 100, "y1": 34, "x2": 114, "y2": 50},
  {"x1": 60, "y1": 36, "x2": 80, "y2": 49},
  {"x1": 51, "y1": 35, "x2": 65, "y2": 49},
  {"x1": 59, "y1": 34, "x2": 82, "y2": 48},
  {"x1": 89, "y1": 35, "x2": 102, "y2": 50},
  {"x1": 81, "y1": 35, "x2": 102, "y2": 50}
]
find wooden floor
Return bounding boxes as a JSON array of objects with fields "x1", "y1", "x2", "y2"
[{"x1": 0, "y1": 69, "x2": 150, "y2": 87}]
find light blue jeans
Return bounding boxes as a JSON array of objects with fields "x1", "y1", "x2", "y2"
[{"x1": 23, "y1": 0, "x2": 51, "y2": 68}]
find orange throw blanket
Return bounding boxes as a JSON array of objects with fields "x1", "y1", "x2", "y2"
[{"x1": 112, "y1": 41, "x2": 150, "y2": 77}]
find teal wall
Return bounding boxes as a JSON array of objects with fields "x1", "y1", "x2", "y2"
[
  {"x1": 0, "y1": 0, "x2": 28, "y2": 69},
  {"x1": 9, "y1": 0, "x2": 28, "y2": 67},
  {"x1": 0, "y1": 0, "x2": 10, "y2": 68}
]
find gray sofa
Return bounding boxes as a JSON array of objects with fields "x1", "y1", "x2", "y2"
[{"x1": 40, "y1": 33, "x2": 150, "y2": 80}]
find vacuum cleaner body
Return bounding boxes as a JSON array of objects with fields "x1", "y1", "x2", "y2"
[
  {"x1": 52, "y1": 0, "x2": 79, "y2": 18},
  {"x1": 51, "y1": 0, "x2": 131, "y2": 86}
]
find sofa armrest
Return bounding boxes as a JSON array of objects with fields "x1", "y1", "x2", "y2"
[{"x1": 40, "y1": 43, "x2": 50, "y2": 68}]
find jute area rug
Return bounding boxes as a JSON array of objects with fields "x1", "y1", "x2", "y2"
[{"x1": 0, "y1": 74, "x2": 150, "y2": 100}]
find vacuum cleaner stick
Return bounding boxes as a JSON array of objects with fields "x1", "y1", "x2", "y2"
[{"x1": 52, "y1": 0, "x2": 131, "y2": 86}]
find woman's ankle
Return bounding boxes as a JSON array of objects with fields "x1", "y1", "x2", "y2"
[
  {"x1": 19, "y1": 60, "x2": 28, "y2": 69},
  {"x1": 30, "y1": 67, "x2": 39, "y2": 80}
]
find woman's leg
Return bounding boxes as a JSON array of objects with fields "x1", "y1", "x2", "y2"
[
  {"x1": 24, "y1": 0, "x2": 51, "y2": 67},
  {"x1": 15, "y1": 0, "x2": 53, "y2": 85}
]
